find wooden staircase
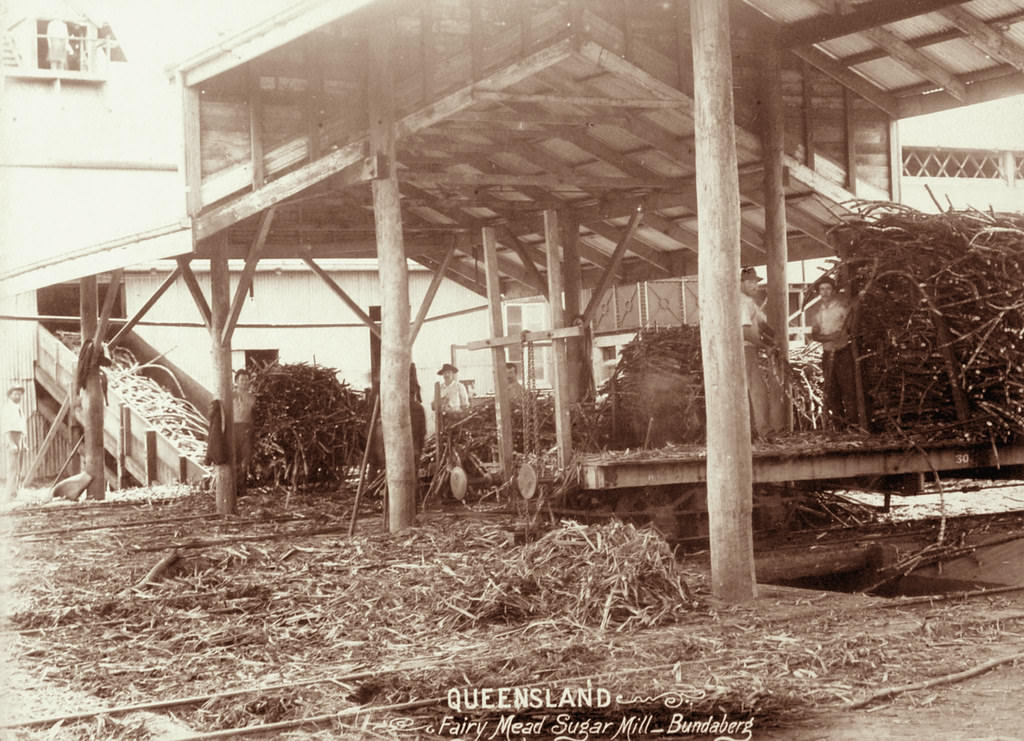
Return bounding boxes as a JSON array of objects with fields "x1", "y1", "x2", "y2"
[{"x1": 33, "y1": 324, "x2": 209, "y2": 488}]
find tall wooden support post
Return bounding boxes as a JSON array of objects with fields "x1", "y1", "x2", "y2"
[
  {"x1": 209, "y1": 248, "x2": 236, "y2": 515},
  {"x1": 369, "y1": 305, "x2": 382, "y2": 399},
  {"x1": 560, "y1": 212, "x2": 587, "y2": 401},
  {"x1": 79, "y1": 276, "x2": 105, "y2": 500},
  {"x1": 369, "y1": 8, "x2": 416, "y2": 531},
  {"x1": 482, "y1": 227, "x2": 514, "y2": 478},
  {"x1": 761, "y1": 39, "x2": 791, "y2": 433},
  {"x1": 691, "y1": 0, "x2": 756, "y2": 602},
  {"x1": 543, "y1": 210, "x2": 573, "y2": 468}
]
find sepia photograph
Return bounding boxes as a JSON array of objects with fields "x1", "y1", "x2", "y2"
[{"x1": 2, "y1": 1, "x2": 1024, "y2": 738}]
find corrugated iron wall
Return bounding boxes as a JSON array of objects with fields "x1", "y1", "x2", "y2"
[
  {"x1": 0, "y1": 295, "x2": 71, "y2": 485},
  {"x1": 124, "y1": 264, "x2": 490, "y2": 396}
]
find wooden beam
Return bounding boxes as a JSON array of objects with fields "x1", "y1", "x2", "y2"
[
  {"x1": 497, "y1": 226, "x2": 548, "y2": 298},
  {"x1": 778, "y1": 0, "x2": 971, "y2": 49},
  {"x1": 176, "y1": 257, "x2": 212, "y2": 329},
  {"x1": 561, "y1": 210, "x2": 585, "y2": 402},
  {"x1": 180, "y1": 76, "x2": 202, "y2": 216},
  {"x1": 482, "y1": 226, "x2": 514, "y2": 478},
  {"x1": 412, "y1": 254, "x2": 486, "y2": 297},
  {"x1": 178, "y1": 0, "x2": 366, "y2": 86},
  {"x1": 370, "y1": 6, "x2": 416, "y2": 532},
  {"x1": 79, "y1": 276, "x2": 104, "y2": 501},
  {"x1": 543, "y1": 210, "x2": 573, "y2": 469},
  {"x1": 691, "y1": 0, "x2": 755, "y2": 602},
  {"x1": 209, "y1": 244, "x2": 236, "y2": 515},
  {"x1": 897, "y1": 69, "x2": 1024, "y2": 117},
  {"x1": 581, "y1": 207, "x2": 643, "y2": 325},
  {"x1": 473, "y1": 90, "x2": 682, "y2": 108},
  {"x1": 584, "y1": 219, "x2": 675, "y2": 272},
  {"x1": 194, "y1": 36, "x2": 575, "y2": 240},
  {"x1": 859, "y1": 24, "x2": 967, "y2": 101},
  {"x1": 789, "y1": 45, "x2": 900, "y2": 117},
  {"x1": 938, "y1": 6, "x2": 1024, "y2": 72},
  {"x1": 221, "y1": 206, "x2": 276, "y2": 346},
  {"x1": 466, "y1": 326, "x2": 584, "y2": 351},
  {"x1": 301, "y1": 254, "x2": 382, "y2": 340},
  {"x1": 844, "y1": 87, "x2": 858, "y2": 195},
  {"x1": 410, "y1": 238, "x2": 457, "y2": 344},
  {"x1": 400, "y1": 170, "x2": 689, "y2": 190},
  {"x1": 108, "y1": 266, "x2": 182, "y2": 348},
  {"x1": 761, "y1": 39, "x2": 791, "y2": 433},
  {"x1": 249, "y1": 66, "x2": 265, "y2": 189},
  {"x1": 93, "y1": 269, "x2": 123, "y2": 345}
]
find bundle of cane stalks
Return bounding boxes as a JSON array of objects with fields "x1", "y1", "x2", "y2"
[{"x1": 834, "y1": 203, "x2": 1024, "y2": 441}]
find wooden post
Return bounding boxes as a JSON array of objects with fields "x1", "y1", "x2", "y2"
[
  {"x1": 145, "y1": 429, "x2": 158, "y2": 485},
  {"x1": 482, "y1": 227, "x2": 514, "y2": 478},
  {"x1": 543, "y1": 210, "x2": 573, "y2": 469},
  {"x1": 209, "y1": 247, "x2": 236, "y2": 515},
  {"x1": 691, "y1": 0, "x2": 756, "y2": 602},
  {"x1": 560, "y1": 211, "x2": 586, "y2": 401},
  {"x1": 117, "y1": 403, "x2": 128, "y2": 488},
  {"x1": 370, "y1": 6, "x2": 416, "y2": 532},
  {"x1": 369, "y1": 305, "x2": 382, "y2": 399},
  {"x1": 761, "y1": 38, "x2": 792, "y2": 434},
  {"x1": 79, "y1": 276, "x2": 105, "y2": 500}
]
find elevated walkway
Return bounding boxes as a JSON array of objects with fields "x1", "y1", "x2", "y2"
[{"x1": 33, "y1": 324, "x2": 209, "y2": 488}]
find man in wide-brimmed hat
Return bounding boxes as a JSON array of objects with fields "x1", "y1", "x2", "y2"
[
  {"x1": 2, "y1": 384, "x2": 27, "y2": 498},
  {"x1": 434, "y1": 363, "x2": 469, "y2": 414},
  {"x1": 740, "y1": 268, "x2": 774, "y2": 437}
]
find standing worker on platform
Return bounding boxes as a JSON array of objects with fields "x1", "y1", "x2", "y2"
[
  {"x1": 434, "y1": 363, "x2": 469, "y2": 415},
  {"x1": 810, "y1": 277, "x2": 859, "y2": 429},
  {"x1": 2, "y1": 384, "x2": 27, "y2": 499},
  {"x1": 740, "y1": 267, "x2": 777, "y2": 438},
  {"x1": 505, "y1": 362, "x2": 525, "y2": 404},
  {"x1": 232, "y1": 369, "x2": 256, "y2": 496}
]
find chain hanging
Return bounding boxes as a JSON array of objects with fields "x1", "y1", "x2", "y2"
[{"x1": 522, "y1": 335, "x2": 539, "y2": 458}]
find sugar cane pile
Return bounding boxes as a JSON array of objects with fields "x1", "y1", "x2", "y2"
[
  {"x1": 602, "y1": 326, "x2": 823, "y2": 449},
  {"x1": 835, "y1": 203, "x2": 1024, "y2": 442},
  {"x1": 56, "y1": 331, "x2": 209, "y2": 465},
  {"x1": 451, "y1": 519, "x2": 692, "y2": 630},
  {"x1": 248, "y1": 362, "x2": 369, "y2": 489}
]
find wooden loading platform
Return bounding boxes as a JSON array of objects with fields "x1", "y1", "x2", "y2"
[{"x1": 577, "y1": 438, "x2": 1024, "y2": 491}]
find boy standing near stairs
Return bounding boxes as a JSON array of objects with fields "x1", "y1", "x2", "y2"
[{"x1": 2, "y1": 385, "x2": 27, "y2": 499}]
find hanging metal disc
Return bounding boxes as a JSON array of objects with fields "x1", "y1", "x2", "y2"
[
  {"x1": 449, "y1": 465, "x2": 468, "y2": 500},
  {"x1": 517, "y1": 461, "x2": 538, "y2": 499}
]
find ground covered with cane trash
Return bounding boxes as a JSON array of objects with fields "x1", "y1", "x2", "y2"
[{"x1": 2, "y1": 484, "x2": 1024, "y2": 740}]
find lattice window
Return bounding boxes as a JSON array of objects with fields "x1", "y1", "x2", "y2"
[{"x1": 903, "y1": 147, "x2": 1004, "y2": 179}]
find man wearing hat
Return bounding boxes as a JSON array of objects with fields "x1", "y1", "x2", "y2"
[
  {"x1": 2, "y1": 384, "x2": 28, "y2": 497},
  {"x1": 740, "y1": 268, "x2": 775, "y2": 437},
  {"x1": 434, "y1": 363, "x2": 469, "y2": 414}
]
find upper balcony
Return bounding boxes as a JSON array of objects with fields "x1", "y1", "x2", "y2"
[{"x1": 3, "y1": 16, "x2": 124, "y2": 85}]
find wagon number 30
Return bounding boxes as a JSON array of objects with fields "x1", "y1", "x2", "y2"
[{"x1": 954, "y1": 453, "x2": 972, "y2": 465}]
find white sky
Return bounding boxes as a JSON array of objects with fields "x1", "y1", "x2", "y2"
[{"x1": 899, "y1": 93, "x2": 1024, "y2": 150}]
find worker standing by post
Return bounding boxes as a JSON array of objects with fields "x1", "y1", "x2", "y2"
[
  {"x1": 740, "y1": 267, "x2": 776, "y2": 439},
  {"x1": 810, "y1": 277, "x2": 859, "y2": 429},
  {"x1": 232, "y1": 369, "x2": 256, "y2": 497},
  {"x1": 2, "y1": 384, "x2": 27, "y2": 499}
]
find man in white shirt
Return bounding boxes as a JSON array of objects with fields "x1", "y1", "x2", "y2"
[
  {"x1": 740, "y1": 267, "x2": 773, "y2": 437},
  {"x1": 2, "y1": 385, "x2": 28, "y2": 498},
  {"x1": 810, "y1": 277, "x2": 860, "y2": 429},
  {"x1": 434, "y1": 363, "x2": 469, "y2": 414}
]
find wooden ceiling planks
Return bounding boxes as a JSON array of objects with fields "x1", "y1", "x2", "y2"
[{"x1": 180, "y1": 0, "x2": 1024, "y2": 292}]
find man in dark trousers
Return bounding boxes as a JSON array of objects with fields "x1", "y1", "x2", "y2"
[{"x1": 810, "y1": 277, "x2": 860, "y2": 429}]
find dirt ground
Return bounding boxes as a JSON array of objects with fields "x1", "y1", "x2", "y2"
[{"x1": 2, "y1": 483, "x2": 1023, "y2": 741}]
